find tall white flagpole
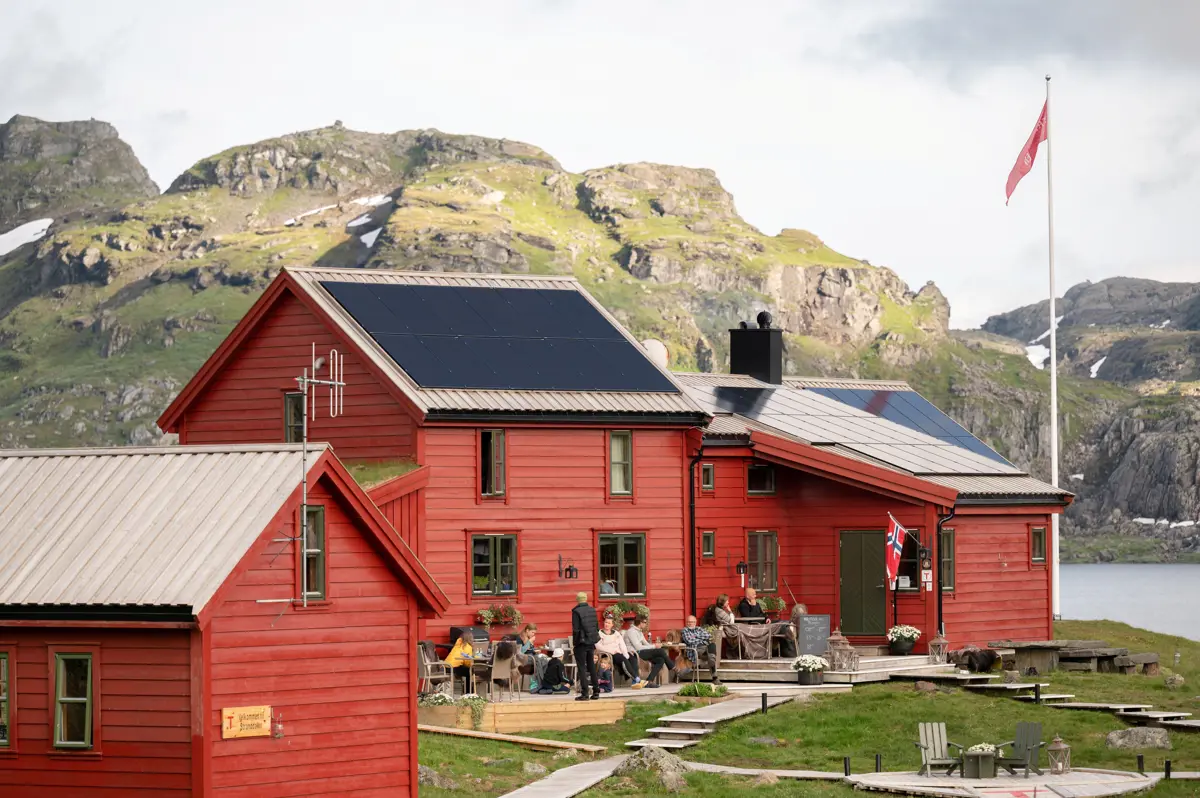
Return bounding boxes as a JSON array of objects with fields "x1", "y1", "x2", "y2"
[{"x1": 1045, "y1": 74, "x2": 1061, "y2": 619}]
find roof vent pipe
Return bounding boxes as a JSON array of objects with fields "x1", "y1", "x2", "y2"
[{"x1": 729, "y1": 312, "x2": 783, "y2": 384}]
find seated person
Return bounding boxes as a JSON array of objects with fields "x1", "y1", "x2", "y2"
[
  {"x1": 516, "y1": 623, "x2": 539, "y2": 657},
  {"x1": 679, "y1": 615, "x2": 720, "y2": 684},
  {"x1": 624, "y1": 618, "x2": 675, "y2": 687},
  {"x1": 596, "y1": 653, "x2": 614, "y2": 693},
  {"x1": 736, "y1": 587, "x2": 766, "y2": 620},
  {"x1": 712, "y1": 593, "x2": 737, "y2": 627},
  {"x1": 515, "y1": 623, "x2": 542, "y2": 689},
  {"x1": 596, "y1": 614, "x2": 643, "y2": 688},
  {"x1": 538, "y1": 648, "x2": 572, "y2": 694},
  {"x1": 443, "y1": 631, "x2": 476, "y2": 685}
]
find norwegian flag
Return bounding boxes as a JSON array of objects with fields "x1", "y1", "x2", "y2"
[{"x1": 885, "y1": 514, "x2": 907, "y2": 585}]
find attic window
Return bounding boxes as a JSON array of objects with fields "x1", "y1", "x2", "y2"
[
  {"x1": 284, "y1": 392, "x2": 305, "y2": 443},
  {"x1": 481, "y1": 430, "x2": 506, "y2": 498},
  {"x1": 303, "y1": 505, "x2": 326, "y2": 600}
]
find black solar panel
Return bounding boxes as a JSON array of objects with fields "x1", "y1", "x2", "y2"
[
  {"x1": 806, "y1": 388, "x2": 1013, "y2": 467},
  {"x1": 322, "y1": 281, "x2": 678, "y2": 393}
]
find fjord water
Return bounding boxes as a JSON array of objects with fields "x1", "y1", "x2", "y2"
[{"x1": 1061, "y1": 564, "x2": 1200, "y2": 641}]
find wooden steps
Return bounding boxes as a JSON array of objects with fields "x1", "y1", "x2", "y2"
[
  {"x1": 627, "y1": 694, "x2": 792, "y2": 750},
  {"x1": 1014, "y1": 693, "x2": 1075, "y2": 703},
  {"x1": 965, "y1": 682, "x2": 1050, "y2": 692},
  {"x1": 1048, "y1": 702, "x2": 1154, "y2": 712},
  {"x1": 890, "y1": 672, "x2": 999, "y2": 685},
  {"x1": 643, "y1": 726, "x2": 713, "y2": 741},
  {"x1": 496, "y1": 755, "x2": 627, "y2": 798},
  {"x1": 1160, "y1": 719, "x2": 1200, "y2": 732},
  {"x1": 1117, "y1": 710, "x2": 1193, "y2": 725},
  {"x1": 624, "y1": 737, "x2": 697, "y2": 749}
]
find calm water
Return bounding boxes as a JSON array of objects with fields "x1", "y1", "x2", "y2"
[{"x1": 1061, "y1": 564, "x2": 1200, "y2": 641}]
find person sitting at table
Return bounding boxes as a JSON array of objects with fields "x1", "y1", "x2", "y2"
[
  {"x1": 538, "y1": 648, "x2": 572, "y2": 694},
  {"x1": 712, "y1": 593, "x2": 736, "y2": 626},
  {"x1": 737, "y1": 587, "x2": 766, "y2": 620},
  {"x1": 516, "y1": 623, "x2": 538, "y2": 656},
  {"x1": 443, "y1": 631, "x2": 476, "y2": 689},
  {"x1": 596, "y1": 614, "x2": 643, "y2": 688},
  {"x1": 679, "y1": 615, "x2": 721, "y2": 685},
  {"x1": 624, "y1": 617, "x2": 675, "y2": 687}
]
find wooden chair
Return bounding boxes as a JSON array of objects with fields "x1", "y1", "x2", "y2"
[
  {"x1": 996, "y1": 722, "x2": 1045, "y2": 777},
  {"x1": 485, "y1": 647, "x2": 521, "y2": 703},
  {"x1": 418, "y1": 641, "x2": 451, "y2": 695},
  {"x1": 914, "y1": 722, "x2": 965, "y2": 776}
]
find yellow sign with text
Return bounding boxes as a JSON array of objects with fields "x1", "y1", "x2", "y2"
[{"x1": 221, "y1": 705, "x2": 272, "y2": 739}]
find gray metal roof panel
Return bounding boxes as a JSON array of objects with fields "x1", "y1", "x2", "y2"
[{"x1": 0, "y1": 444, "x2": 326, "y2": 610}]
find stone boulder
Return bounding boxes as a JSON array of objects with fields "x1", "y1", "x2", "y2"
[
  {"x1": 1106, "y1": 728, "x2": 1171, "y2": 750},
  {"x1": 614, "y1": 746, "x2": 689, "y2": 780},
  {"x1": 417, "y1": 764, "x2": 458, "y2": 789},
  {"x1": 1165, "y1": 674, "x2": 1185, "y2": 691},
  {"x1": 913, "y1": 681, "x2": 938, "y2": 694}
]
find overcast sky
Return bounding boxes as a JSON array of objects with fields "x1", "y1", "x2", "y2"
[{"x1": 3, "y1": 0, "x2": 1198, "y2": 328}]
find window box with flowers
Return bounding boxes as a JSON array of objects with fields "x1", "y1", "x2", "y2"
[
  {"x1": 476, "y1": 603, "x2": 523, "y2": 631},
  {"x1": 887, "y1": 624, "x2": 922, "y2": 656},
  {"x1": 602, "y1": 600, "x2": 649, "y2": 626},
  {"x1": 791, "y1": 655, "x2": 829, "y2": 685},
  {"x1": 758, "y1": 595, "x2": 787, "y2": 619}
]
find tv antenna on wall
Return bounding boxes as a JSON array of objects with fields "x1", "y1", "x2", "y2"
[{"x1": 257, "y1": 344, "x2": 345, "y2": 610}]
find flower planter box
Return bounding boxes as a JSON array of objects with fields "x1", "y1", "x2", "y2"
[
  {"x1": 796, "y1": 670, "x2": 824, "y2": 685},
  {"x1": 418, "y1": 705, "x2": 479, "y2": 730},
  {"x1": 964, "y1": 751, "x2": 997, "y2": 779}
]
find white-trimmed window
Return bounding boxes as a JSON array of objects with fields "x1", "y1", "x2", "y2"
[
  {"x1": 700, "y1": 463, "x2": 715, "y2": 492},
  {"x1": 609, "y1": 431, "x2": 633, "y2": 496}
]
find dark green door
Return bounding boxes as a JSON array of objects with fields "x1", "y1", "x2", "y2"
[{"x1": 840, "y1": 531, "x2": 887, "y2": 635}]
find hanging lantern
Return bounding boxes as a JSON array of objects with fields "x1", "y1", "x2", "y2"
[
  {"x1": 736, "y1": 560, "x2": 748, "y2": 588},
  {"x1": 928, "y1": 634, "x2": 950, "y2": 665},
  {"x1": 1047, "y1": 735, "x2": 1071, "y2": 775}
]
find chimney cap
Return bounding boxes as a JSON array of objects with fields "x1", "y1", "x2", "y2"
[
  {"x1": 756, "y1": 311, "x2": 773, "y2": 329},
  {"x1": 738, "y1": 320, "x2": 749, "y2": 329}
]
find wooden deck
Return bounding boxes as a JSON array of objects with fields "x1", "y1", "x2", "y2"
[
  {"x1": 419, "y1": 696, "x2": 628, "y2": 734},
  {"x1": 625, "y1": 694, "x2": 792, "y2": 750},
  {"x1": 714, "y1": 654, "x2": 954, "y2": 685},
  {"x1": 417, "y1": 724, "x2": 607, "y2": 755},
  {"x1": 497, "y1": 755, "x2": 628, "y2": 798},
  {"x1": 847, "y1": 767, "x2": 1161, "y2": 797}
]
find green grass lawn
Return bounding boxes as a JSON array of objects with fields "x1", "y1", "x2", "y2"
[{"x1": 420, "y1": 621, "x2": 1200, "y2": 796}]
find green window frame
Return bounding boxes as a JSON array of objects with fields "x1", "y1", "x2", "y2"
[
  {"x1": 701, "y1": 530, "x2": 715, "y2": 558},
  {"x1": 598, "y1": 534, "x2": 645, "y2": 597},
  {"x1": 481, "y1": 430, "x2": 506, "y2": 498},
  {"x1": 896, "y1": 533, "x2": 921, "y2": 591},
  {"x1": 941, "y1": 529, "x2": 956, "y2": 592},
  {"x1": 0, "y1": 652, "x2": 9, "y2": 748},
  {"x1": 54, "y1": 654, "x2": 92, "y2": 749},
  {"x1": 1031, "y1": 526, "x2": 1047, "y2": 563},
  {"x1": 748, "y1": 530, "x2": 778, "y2": 591},
  {"x1": 304, "y1": 505, "x2": 326, "y2": 600},
  {"x1": 747, "y1": 464, "x2": 775, "y2": 495},
  {"x1": 700, "y1": 463, "x2": 715, "y2": 492},
  {"x1": 284, "y1": 392, "x2": 305, "y2": 443},
  {"x1": 609, "y1": 431, "x2": 633, "y2": 496},
  {"x1": 472, "y1": 534, "x2": 518, "y2": 596}
]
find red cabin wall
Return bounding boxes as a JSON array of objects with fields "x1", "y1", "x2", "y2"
[
  {"x1": 941, "y1": 512, "x2": 1054, "y2": 649},
  {"x1": 205, "y1": 474, "x2": 417, "y2": 797},
  {"x1": 179, "y1": 292, "x2": 417, "y2": 461},
  {"x1": 421, "y1": 426, "x2": 689, "y2": 643},
  {"x1": 694, "y1": 453, "x2": 935, "y2": 649},
  {"x1": 375, "y1": 484, "x2": 424, "y2": 558},
  {"x1": 0, "y1": 628, "x2": 193, "y2": 796}
]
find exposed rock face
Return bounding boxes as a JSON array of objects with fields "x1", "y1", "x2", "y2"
[
  {"x1": 0, "y1": 115, "x2": 158, "y2": 231},
  {"x1": 1105, "y1": 727, "x2": 1171, "y2": 750}
]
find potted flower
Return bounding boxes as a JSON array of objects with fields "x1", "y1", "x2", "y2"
[
  {"x1": 603, "y1": 600, "x2": 649, "y2": 625},
  {"x1": 476, "y1": 603, "x2": 523, "y2": 631},
  {"x1": 886, "y1": 624, "x2": 921, "y2": 656},
  {"x1": 965, "y1": 743, "x2": 1001, "y2": 778},
  {"x1": 791, "y1": 654, "x2": 829, "y2": 685},
  {"x1": 758, "y1": 595, "x2": 787, "y2": 619}
]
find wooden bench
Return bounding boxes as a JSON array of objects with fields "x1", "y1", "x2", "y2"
[{"x1": 1115, "y1": 652, "x2": 1160, "y2": 675}]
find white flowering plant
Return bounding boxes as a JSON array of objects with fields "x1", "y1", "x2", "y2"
[
  {"x1": 417, "y1": 692, "x2": 456, "y2": 707},
  {"x1": 791, "y1": 655, "x2": 830, "y2": 672},
  {"x1": 886, "y1": 624, "x2": 922, "y2": 643},
  {"x1": 967, "y1": 743, "x2": 1001, "y2": 755}
]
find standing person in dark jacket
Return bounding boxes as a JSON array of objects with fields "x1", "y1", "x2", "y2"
[{"x1": 571, "y1": 592, "x2": 601, "y2": 701}]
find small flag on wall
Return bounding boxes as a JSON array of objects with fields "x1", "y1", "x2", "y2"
[
  {"x1": 885, "y1": 513, "x2": 907, "y2": 587},
  {"x1": 1005, "y1": 101, "x2": 1049, "y2": 204}
]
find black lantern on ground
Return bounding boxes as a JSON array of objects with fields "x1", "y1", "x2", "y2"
[{"x1": 558, "y1": 555, "x2": 578, "y2": 579}]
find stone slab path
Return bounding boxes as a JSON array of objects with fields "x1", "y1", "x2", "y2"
[{"x1": 497, "y1": 756, "x2": 628, "y2": 798}]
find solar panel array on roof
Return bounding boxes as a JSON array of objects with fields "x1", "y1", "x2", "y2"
[
  {"x1": 806, "y1": 387, "x2": 1013, "y2": 466},
  {"x1": 321, "y1": 281, "x2": 678, "y2": 393},
  {"x1": 690, "y1": 384, "x2": 1022, "y2": 476}
]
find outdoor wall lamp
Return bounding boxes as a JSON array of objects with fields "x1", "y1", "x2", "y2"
[
  {"x1": 736, "y1": 560, "x2": 748, "y2": 587},
  {"x1": 558, "y1": 555, "x2": 578, "y2": 579}
]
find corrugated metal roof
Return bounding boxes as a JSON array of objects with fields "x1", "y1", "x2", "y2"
[
  {"x1": 0, "y1": 444, "x2": 324, "y2": 610},
  {"x1": 286, "y1": 267, "x2": 707, "y2": 418},
  {"x1": 923, "y1": 474, "x2": 1073, "y2": 498}
]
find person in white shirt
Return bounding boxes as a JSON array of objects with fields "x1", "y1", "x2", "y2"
[
  {"x1": 596, "y1": 615, "x2": 642, "y2": 688},
  {"x1": 623, "y1": 618, "x2": 674, "y2": 687}
]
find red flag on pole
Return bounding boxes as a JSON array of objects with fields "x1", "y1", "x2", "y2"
[
  {"x1": 885, "y1": 513, "x2": 906, "y2": 586},
  {"x1": 1005, "y1": 101, "x2": 1049, "y2": 204}
]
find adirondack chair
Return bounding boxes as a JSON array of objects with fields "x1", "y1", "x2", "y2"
[
  {"x1": 914, "y1": 722, "x2": 965, "y2": 776},
  {"x1": 996, "y1": 722, "x2": 1045, "y2": 777}
]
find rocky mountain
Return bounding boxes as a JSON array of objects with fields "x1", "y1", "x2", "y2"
[
  {"x1": 0, "y1": 115, "x2": 159, "y2": 231},
  {"x1": 984, "y1": 277, "x2": 1200, "y2": 562},
  {"x1": 0, "y1": 116, "x2": 1137, "y2": 558}
]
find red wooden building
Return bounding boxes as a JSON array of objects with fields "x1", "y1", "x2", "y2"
[
  {"x1": 0, "y1": 443, "x2": 446, "y2": 797},
  {"x1": 158, "y1": 267, "x2": 1070, "y2": 650}
]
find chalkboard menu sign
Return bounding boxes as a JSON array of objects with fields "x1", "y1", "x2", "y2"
[{"x1": 797, "y1": 614, "x2": 831, "y2": 655}]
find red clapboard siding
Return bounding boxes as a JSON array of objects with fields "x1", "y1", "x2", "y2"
[
  {"x1": 421, "y1": 426, "x2": 689, "y2": 642},
  {"x1": 206, "y1": 474, "x2": 415, "y2": 797},
  {"x1": 694, "y1": 453, "x2": 938, "y2": 650},
  {"x1": 0, "y1": 628, "x2": 193, "y2": 796},
  {"x1": 180, "y1": 292, "x2": 418, "y2": 460},
  {"x1": 942, "y1": 513, "x2": 1053, "y2": 648}
]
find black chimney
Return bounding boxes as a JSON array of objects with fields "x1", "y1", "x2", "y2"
[{"x1": 729, "y1": 311, "x2": 782, "y2": 384}]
